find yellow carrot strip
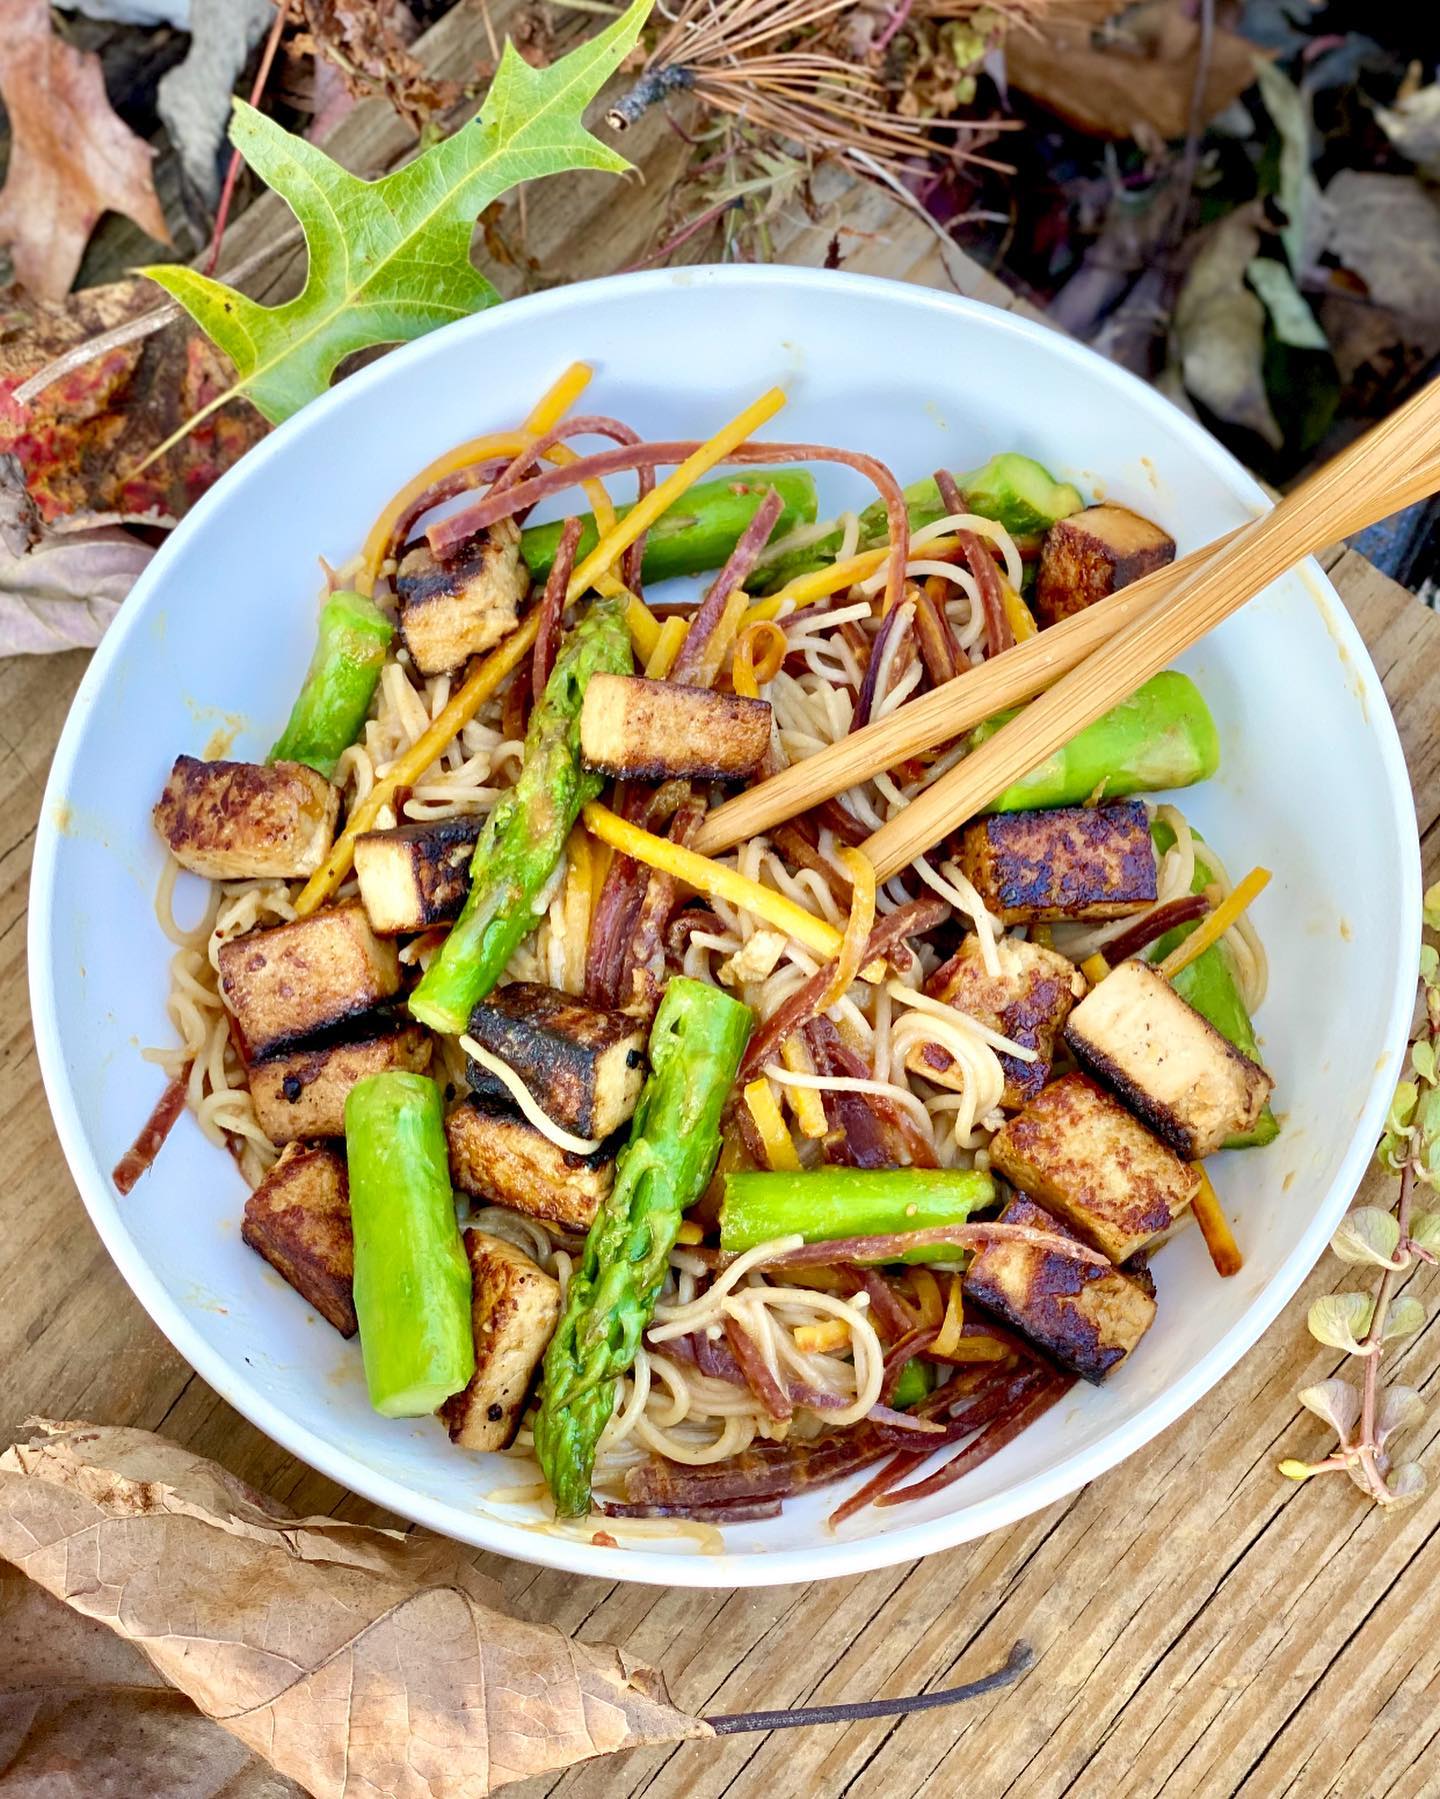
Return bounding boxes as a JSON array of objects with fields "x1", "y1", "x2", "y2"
[
  {"x1": 944, "y1": 1337, "x2": 1010, "y2": 1363},
  {"x1": 582, "y1": 801, "x2": 842, "y2": 960},
  {"x1": 732, "y1": 633, "x2": 760, "y2": 698},
  {"x1": 567, "y1": 387, "x2": 787, "y2": 602},
  {"x1": 625, "y1": 595, "x2": 663, "y2": 662},
  {"x1": 1192, "y1": 1167, "x2": 1243, "y2": 1277},
  {"x1": 794, "y1": 1319, "x2": 850, "y2": 1353},
  {"x1": 1158, "y1": 867, "x2": 1271, "y2": 982},
  {"x1": 818, "y1": 846, "x2": 876, "y2": 1010},
  {"x1": 644, "y1": 615, "x2": 690, "y2": 680},
  {"x1": 295, "y1": 614, "x2": 540, "y2": 915},
  {"x1": 779, "y1": 1036, "x2": 829, "y2": 1138},
  {"x1": 932, "y1": 1274, "x2": 965, "y2": 1357},
  {"x1": 698, "y1": 588, "x2": 752, "y2": 687},
  {"x1": 675, "y1": 1219, "x2": 705, "y2": 1246},
  {"x1": 754, "y1": 548, "x2": 887, "y2": 616},
  {"x1": 909, "y1": 1268, "x2": 944, "y2": 1329},
  {"x1": 546, "y1": 441, "x2": 626, "y2": 601},
  {"x1": 1081, "y1": 952, "x2": 1110, "y2": 987},
  {"x1": 524, "y1": 361, "x2": 594, "y2": 433},
  {"x1": 1000, "y1": 576, "x2": 1038, "y2": 642},
  {"x1": 744, "y1": 1077, "x2": 801, "y2": 1171}
]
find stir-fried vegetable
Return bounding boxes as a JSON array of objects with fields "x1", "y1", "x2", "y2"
[
  {"x1": 1150, "y1": 818, "x2": 1279, "y2": 1148},
  {"x1": 270, "y1": 590, "x2": 393, "y2": 778},
  {"x1": 535, "y1": 977, "x2": 753, "y2": 1517},
  {"x1": 970, "y1": 671, "x2": 1219, "y2": 812},
  {"x1": 409, "y1": 598, "x2": 631, "y2": 1035},
  {"x1": 344, "y1": 1071, "x2": 473, "y2": 1417},
  {"x1": 520, "y1": 470, "x2": 817, "y2": 587},
  {"x1": 721, "y1": 1168, "x2": 996, "y2": 1264},
  {"x1": 753, "y1": 451, "x2": 1083, "y2": 591}
]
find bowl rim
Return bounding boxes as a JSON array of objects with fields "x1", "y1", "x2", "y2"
[{"x1": 28, "y1": 263, "x2": 1422, "y2": 1588}]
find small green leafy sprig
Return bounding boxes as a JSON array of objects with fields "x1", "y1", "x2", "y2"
[{"x1": 1281, "y1": 883, "x2": 1440, "y2": 1506}]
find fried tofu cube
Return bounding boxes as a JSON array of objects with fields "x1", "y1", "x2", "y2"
[
  {"x1": 1065, "y1": 957, "x2": 1273, "y2": 1158},
  {"x1": 396, "y1": 518, "x2": 528, "y2": 676},
  {"x1": 446, "y1": 1098, "x2": 614, "y2": 1231},
  {"x1": 958, "y1": 801, "x2": 1157, "y2": 924},
  {"x1": 439, "y1": 1231, "x2": 561, "y2": 1452},
  {"x1": 908, "y1": 935, "x2": 1086, "y2": 1108},
  {"x1": 249, "y1": 1022, "x2": 433, "y2": 1144},
  {"x1": 963, "y1": 1194, "x2": 1157, "y2": 1382},
  {"x1": 989, "y1": 1071, "x2": 1199, "y2": 1261},
  {"x1": 465, "y1": 982, "x2": 647, "y2": 1139},
  {"x1": 217, "y1": 902, "x2": 401, "y2": 1060},
  {"x1": 153, "y1": 755, "x2": 338, "y2": 881},
  {"x1": 580, "y1": 674, "x2": 773, "y2": 782},
  {"x1": 1035, "y1": 504, "x2": 1176, "y2": 626},
  {"x1": 353, "y1": 815, "x2": 482, "y2": 934},
  {"x1": 241, "y1": 1141, "x2": 356, "y2": 1336}
]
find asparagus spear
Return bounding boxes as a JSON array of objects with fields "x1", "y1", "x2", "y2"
[
  {"x1": 720, "y1": 1167, "x2": 996, "y2": 1264},
  {"x1": 270, "y1": 590, "x2": 394, "y2": 779},
  {"x1": 409, "y1": 596, "x2": 631, "y2": 1035},
  {"x1": 520, "y1": 470, "x2": 817, "y2": 588},
  {"x1": 344, "y1": 1070, "x2": 474, "y2": 1417},
  {"x1": 970, "y1": 671, "x2": 1219, "y2": 812},
  {"x1": 751, "y1": 452, "x2": 1084, "y2": 591},
  {"x1": 1150, "y1": 818, "x2": 1279, "y2": 1149},
  {"x1": 535, "y1": 977, "x2": 752, "y2": 1517}
]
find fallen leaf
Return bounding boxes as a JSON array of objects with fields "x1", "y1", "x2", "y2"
[
  {"x1": 0, "y1": 1562, "x2": 300, "y2": 1797},
  {"x1": 1247, "y1": 256, "x2": 1327, "y2": 350},
  {"x1": 1377, "y1": 84, "x2": 1440, "y2": 180},
  {"x1": 0, "y1": 279, "x2": 268, "y2": 520},
  {"x1": 0, "y1": 1421, "x2": 709, "y2": 1796},
  {"x1": 1254, "y1": 60, "x2": 1324, "y2": 276},
  {"x1": 1173, "y1": 204, "x2": 1283, "y2": 449},
  {"x1": 0, "y1": 454, "x2": 153, "y2": 654},
  {"x1": 0, "y1": 0, "x2": 171, "y2": 301},
  {"x1": 1004, "y1": 0, "x2": 1267, "y2": 141},
  {"x1": 157, "y1": 0, "x2": 279, "y2": 207},
  {"x1": 1324, "y1": 171, "x2": 1440, "y2": 336},
  {"x1": 298, "y1": 0, "x2": 459, "y2": 136},
  {"x1": 144, "y1": 0, "x2": 655, "y2": 426}
]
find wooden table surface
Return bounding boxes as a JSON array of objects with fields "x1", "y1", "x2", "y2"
[{"x1": 6, "y1": 9, "x2": 1440, "y2": 1793}]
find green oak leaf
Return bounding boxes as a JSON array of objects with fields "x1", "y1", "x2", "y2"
[{"x1": 142, "y1": 0, "x2": 653, "y2": 427}]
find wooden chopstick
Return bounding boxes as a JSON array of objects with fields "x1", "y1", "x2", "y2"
[
  {"x1": 861, "y1": 382, "x2": 1440, "y2": 880},
  {"x1": 694, "y1": 398, "x2": 1440, "y2": 865}
]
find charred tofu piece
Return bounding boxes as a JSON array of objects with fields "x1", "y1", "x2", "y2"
[
  {"x1": 217, "y1": 902, "x2": 401, "y2": 1061},
  {"x1": 241, "y1": 1142, "x2": 356, "y2": 1336},
  {"x1": 580, "y1": 674, "x2": 773, "y2": 782},
  {"x1": 1065, "y1": 957, "x2": 1273, "y2": 1158},
  {"x1": 964, "y1": 1194, "x2": 1157, "y2": 1382},
  {"x1": 153, "y1": 755, "x2": 338, "y2": 881},
  {"x1": 446, "y1": 1098, "x2": 614, "y2": 1231},
  {"x1": 958, "y1": 801, "x2": 1157, "y2": 924},
  {"x1": 465, "y1": 982, "x2": 647, "y2": 1139},
  {"x1": 249, "y1": 1022, "x2": 433, "y2": 1144},
  {"x1": 439, "y1": 1231, "x2": 561, "y2": 1452},
  {"x1": 353, "y1": 815, "x2": 482, "y2": 934},
  {"x1": 1035, "y1": 504, "x2": 1176, "y2": 627},
  {"x1": 908, "y1": 935, "x2": 1086, "y2": 1108},
  {"x1": 989, "y1": 1071, "x2": 1199, "y2": 1262},
  {"x1": 396, "y1": 518, "x2": 528, "y2": 676}
]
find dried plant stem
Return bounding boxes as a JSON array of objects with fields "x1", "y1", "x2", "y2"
[
  {"x1": 205, "y1": 0, "x2": 293, "y2": 275},
  {"x1": 1354, "y1": 1161, "x2": 1418, "y2": 1502}
]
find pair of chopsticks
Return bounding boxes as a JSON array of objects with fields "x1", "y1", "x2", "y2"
[{"x1": 693, "y1": 376, "x2": 1440, "y2": 880}]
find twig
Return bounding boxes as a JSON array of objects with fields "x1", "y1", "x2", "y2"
[
  {"x1": 1168, "y1": 0, "x2": 1215, "y2": 250},
  {"x1": 619, "y1": 196, "x2": 739, "y2": 270},
  {"x1": 205, "y1": 0, "x2": 293, "y2": 275},
  {"x1": 707, "y1": 1639, "x2": 1032, "y2": 1734},
  {"x1": 1354, "y1": 1161, "x2": 1418, "y2": 1502}
]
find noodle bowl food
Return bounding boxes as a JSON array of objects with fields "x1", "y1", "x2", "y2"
[{"x1": 131, "y1": 360, "x2": 1288, "y2": 1532}]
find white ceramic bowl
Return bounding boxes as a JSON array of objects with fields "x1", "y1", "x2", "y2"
[{"x1": 30, "y1": 267, "x2": 1420, "y2": 1587}]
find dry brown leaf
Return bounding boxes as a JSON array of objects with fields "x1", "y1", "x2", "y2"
[
  {"x1": 0, "y1": 0, "x2": 170, "y2": 300},
  {"x1": 0, "y1": 1563, "x2": 302, "y2": 1797},
  {"x1": 0, "y1": 1421, "x2": 710, "y2": 1798},
  {"x1": 1172, "y1": 203, "x2": 1282, "y2": 449},
  {"x1": 1005, "y1": 0, "x2": 1267, "y2": 140},
  {"x1": 298, "y1": 0, "x2": 460, "y2": 136}
]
